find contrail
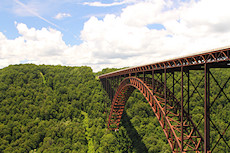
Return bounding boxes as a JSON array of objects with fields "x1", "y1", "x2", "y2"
[{"x1": 14, "y1": 0, "x2": 61, "y2": 29}]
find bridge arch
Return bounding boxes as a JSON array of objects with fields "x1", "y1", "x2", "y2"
[{"x1": 108, "y1": 77, "x2": 203, "y2": 152}]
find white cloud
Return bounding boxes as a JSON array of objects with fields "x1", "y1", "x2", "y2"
[
  {"x1": 83, "y1": 0, "x2": 137, "y2": 7},
  {"x1": 1, "y1": 0, "x2": 230, "y2": 72},
  {"x1": 120, "y1": 0, "x2": 166, "y2": 26},
  {"x1": 54, "y1": 13, "x2": 71, "y2": 19},
  {"x1": 0, "y1": 23, "x2": 100, "y2": 70}
]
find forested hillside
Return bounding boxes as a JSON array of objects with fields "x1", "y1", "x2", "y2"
[
  {"x1": 0, "y1": 64, "x2": 169, "y2": 153},
  {"x1": 0, "y1": 64, "x2": 229, "y2": 152}
]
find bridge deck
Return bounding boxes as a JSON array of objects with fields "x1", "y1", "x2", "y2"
[{"x1": 99, "y1": 46, "x2": 230, "y2": 79}]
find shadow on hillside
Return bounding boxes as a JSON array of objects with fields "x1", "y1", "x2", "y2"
[{"x1": 121, "y1": 111, "x2": 148, "y2": 153}]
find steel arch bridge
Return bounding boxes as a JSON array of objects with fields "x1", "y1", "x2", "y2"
[{"x1": 99, "y1": 46, "x2": 230, "y2": 152}]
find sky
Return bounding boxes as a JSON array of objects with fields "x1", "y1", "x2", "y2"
[{"x1": 0, "y1": 0, "x2": 230, "y2": 72}]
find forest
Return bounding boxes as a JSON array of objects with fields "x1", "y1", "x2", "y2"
[{"x1": 0, "y1": 64, "x2": 229, "y2": 152}]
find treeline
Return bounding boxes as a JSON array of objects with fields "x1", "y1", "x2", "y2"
[{"x1": 0, "y1": 64, "x2": 229, "y2": 152}]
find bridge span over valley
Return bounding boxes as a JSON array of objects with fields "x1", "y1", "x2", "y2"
[{"x1": 99, "y1": 46, "x2": 230, "y2": 153}]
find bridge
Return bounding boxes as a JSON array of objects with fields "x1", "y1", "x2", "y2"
[{"x1": 98, "y1": 46, "x2": 230, "y2": 152}]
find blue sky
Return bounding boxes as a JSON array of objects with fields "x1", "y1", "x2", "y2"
[
  {"x1": 0, "y1": 0, "x2": 230, "y2": 71},
  {"x1": 0, "y1": 0, "x2": 129, "y2": 45}
]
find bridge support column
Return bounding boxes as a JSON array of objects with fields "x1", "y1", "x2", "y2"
[
  {"x1": 164, "y1": 69, "x2": 167, "y2": 129},
  {"x1": 204, "y1": 63, "x2": 210, "y2": 153},
  {"x1": 181, "y1": 66, "x2": 184, "y2": 152}
]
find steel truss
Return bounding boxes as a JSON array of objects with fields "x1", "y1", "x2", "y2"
[{"x1": 99, "y1": 47, "x2": 230, "y2": 152}]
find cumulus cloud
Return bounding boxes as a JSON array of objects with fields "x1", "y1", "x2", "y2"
[
  {"x1": 80, "y1": 0, "x2": 230, "y2": 67},
  {"x1": 54, "y1": 13, "x2": 71, "y2": 19},
  {"x1": 1, "y1": 0, "x2": 230, "y2": 72},
  {"x1": 0, "y1": 23, "x2": 67, "y2": 66},
  {"x1": 0, "y1": 23, "x2": 100, "y2": 70}
]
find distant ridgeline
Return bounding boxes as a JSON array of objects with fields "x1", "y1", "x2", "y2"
[{"x1": 0, "y1": 64, "x2": 229, "y2": 152}]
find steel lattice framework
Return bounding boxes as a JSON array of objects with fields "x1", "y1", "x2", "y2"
[{"x1": 99, "y1": 46, "x2": 230, "y2": 152}]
